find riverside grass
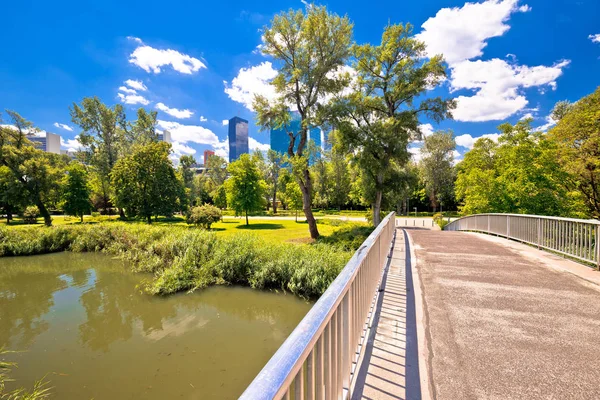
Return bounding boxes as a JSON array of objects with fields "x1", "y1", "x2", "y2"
[{"x1": 0, "y1": 223, "x2": 356, "y2": 299}]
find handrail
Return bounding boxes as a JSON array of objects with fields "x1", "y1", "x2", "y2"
[
  {"x1": 240, "y1": 212, "x2": 396, "y2": 400},
  {"x1": 445, "y1": 213, "x2": 600, "y2": 267}
]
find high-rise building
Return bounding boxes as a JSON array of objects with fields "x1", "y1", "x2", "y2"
[
  {"x1": 269, "y1": 114, "x2": 322, "y2": 164},
  {"x1": 27, "y1": 132, "x2": 61, "y2": 154},
  {"x1": 228, "y1": 116, "x2": 249, "y2": 163},
  {"x1": 203, "y1": 149, "x2": 215, "y2": 165},
  {"x1": 158, "y1": 130, "x2": 172, "y2": 143}
]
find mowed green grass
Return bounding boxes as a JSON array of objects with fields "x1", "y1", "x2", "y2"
[{"x1": 0, "y1": 215, "x2": 349, "y2": 243}]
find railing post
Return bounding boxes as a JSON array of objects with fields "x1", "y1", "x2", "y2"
[
  {"x1": 507, "y1": 216, "x2": 510, "y2": 239},
  {"x1": 537, "y1": 218, "x2": 541, "y2": 249},
  {"x1": 487, "y1": 215, "x2": 490, "y2": 233},
  {"x1": 596, "y1": 225, "x2": 600, "y2": 271}
]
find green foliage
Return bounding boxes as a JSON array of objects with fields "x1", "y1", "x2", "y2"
[
  {"x1": 22, "y1": 206, "x2": 40, "y2": 224},
  {"x1": 456, "y1": 120, "x2": 585, "y2": 217},
  {"x1": 331, "y1": 23, "x2": 455, "y2": 226},
  {"x1": 225, "y1": 154, "x2": 267, "y2": 225},
  {"x1": 0, "y1": 166, "x2": 27, "y2": 224},
  {"x1": 111, "y1": 142, "x2": 183, "y2": 223},
  {"x1": 285, "y1": 181, "x2": 303, "y2": 221},
  {"x1": 432, "y1": 213, "x2": 449, "y2": 229},
  {"x1": 317, "y1": 224, "x2": 374, "y2": 252},
  {"x1": 62, "y1": 162, "x2": 92, "y2": 222},
  {"x1": 187, "y1": 204, "x2": 222, "y2": 229},
  {"x1": 548, "y1": 87, "x2": 600, "y2": 218},
  {"x1": 213, "y1": 185, "x2": 227, "y2": 209},
  {"x1": 0, "y1": 224, "x2": 352, "y2": 300},
  {"x1": 420, "y1": 131, "x2": 456, "y2": 211},
  {"x1": 1, "y1": 347, "x2": 51, "y2": 399}
]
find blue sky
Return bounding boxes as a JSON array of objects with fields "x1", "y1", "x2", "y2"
[{"x1": 1, "y1": 0, "x2": 599, "y2": 162}]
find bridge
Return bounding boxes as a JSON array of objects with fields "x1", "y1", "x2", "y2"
[{"x1": 240, "y1": 213, "x2": 600, "y2": 399}]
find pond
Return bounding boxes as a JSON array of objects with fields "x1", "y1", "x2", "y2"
[{"x1": 0, "y1": 252, "x2": 312, "y2": 399}]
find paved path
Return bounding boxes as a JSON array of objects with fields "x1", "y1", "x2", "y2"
[
  {"x1": 352, "y1": 230, "x2": 422, "y2": 400},
  {"x1": 408, "y1": 229, "x2": 600, "y2": 400}
]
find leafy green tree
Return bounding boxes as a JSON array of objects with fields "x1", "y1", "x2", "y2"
[
  {"x1": 128, "y1": 108, "x2": 159, "y2": 145},
  {"x1": 311, "y1": 157, "x2": 329, "y2": 209},
  {"x1": 192, "y1": 174, "x2": 212, "y2": 206},
  {"x1": 63, "y1": 162, "x2": 92, "y2": 222},
  {"x1": 328, "y1": 133, "x2": 351, "y2": 210},
  {"x1": 266, "y1": 149, "x2": 285, "y2": 213},
  {"x1": 213, "y1": 185, "x2": 227, "y2": 210},
  {"x1": 332, "y1": 24, "x2": 454, "y2": 225},
  {"x1": 70, "y1": 97, "x2": 127, "y2": 215},
  {"x1": 254, "y1": 5, "x2": 353, "y2": 239},
  {"x1": 385, "y1": 161, "x2": 419, "y2": 214},
  {"x1": 0, "y1": 166, "x2": 27, "y2": 223},
  {"x1": 178, "y1": 155, "x2": 197, "y2": 210},
  {"x1": 548, "y1": 88, "x2": 600, "y2": 218},
  {"x1": 0, "y1": 111, "x2": 65, "y2": 225},
  {"x1": 286, "y1": 181, "x2": 304, "y2": 222},
  {"x1": 187, "y1": 204, "x2": 222, "y2": 229},
  {"x1": 111, "y1": 142, "x2": 182, "y2": 223},
  {"x1": 420, "y1": 131, "x2": 456, "y2": 212},
  {"x1": 277, "y1": 168, "x2": 293, "y2": 210},
  {"x1": 225, "y1": 154, "x2": 267, "y2": 225}
]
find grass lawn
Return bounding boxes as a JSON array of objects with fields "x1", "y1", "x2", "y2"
[{"x1": 0, "y1": 215, "x2": 359, "y2": 244}]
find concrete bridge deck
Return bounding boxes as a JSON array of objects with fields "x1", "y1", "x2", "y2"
[{"x1": 354, "y1": 227, "x2": 600, "y2": 400}]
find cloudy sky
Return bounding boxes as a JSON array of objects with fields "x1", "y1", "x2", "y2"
[{"x1": 2, "y1": 0, "x2": 599, "y2": 163}]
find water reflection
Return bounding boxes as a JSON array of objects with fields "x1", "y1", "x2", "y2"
[{"x1": 0, "y1": 252, "x2": 311, "y2": 399}]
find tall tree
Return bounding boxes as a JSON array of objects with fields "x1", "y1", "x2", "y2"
[
  {"x1": 328, "y1": 132, "x2": 351, "y2": 210},
  {"x1": 548, "y1": 88, "x2": 600, "y2": 218},
  {"x1": 70, "y1": 97, "x2": 127, "y2": 215},
  {"x1": 266, "y1": 149, "x2": 285, "y2": 213},
  {"x1": 225, "y1": 154, "x2": 267, "y2": 225},
  {"x1": 0, "y1": 111, "x2": 65, "y2": 225},
  {"x1": 0, "y1": 165, "x2": 27, "y2": 223},
  {"x1": 332, "y1": 24, "x2": 454, "y2": 225},
  {"x1": 129, "y1": 108, "x2": 159, "y2": 145},
  {"x1": 179, "y1": 155, "x2": 197, "y2": 209},
  {"x1": 254, "y1": 5, "x2": 353, "y2": 239},
  {"x1": 311, "y1": 156, "x2": 330, "y2": 209},
  {"x1": 111, "y1": 142, "x2": 182, "y2": 223},
  {"x1": 63, "y1": 162, "x2": 92, "y2": 222},
  {"x1": 285, "y1": 181, "x2": 304, "y2": 222},
  {"x1": 420, "y1": 131, "x2": 456, "y2": 212},
  {"x1": 205, "y1": 154, "x2": 228, "y2": 196}
]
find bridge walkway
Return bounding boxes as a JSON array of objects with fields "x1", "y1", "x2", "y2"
[{"x1": 406, "y1": 229, "x2": 600, "y2": 400}]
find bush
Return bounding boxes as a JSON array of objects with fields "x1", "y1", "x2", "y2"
[
  {"x1": 187, "y1": 204, "x2": 222, "y2": 229},
  {"x1": 365, "y1": 210, "x2": 386, "y2": 225},
  {"x1": 22, "y1": 206, "x2": 40, "y2": 224},
  {"x1": 433, "y1": 213, "x2": 449, "y2": 229}
]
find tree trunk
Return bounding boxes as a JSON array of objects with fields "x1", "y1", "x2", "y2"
[
  {"x1": 80, "y1": 215, "x2": 83, "y2": 223},
  {"x1": 245, "y1": 210, "x2": 249, "y2": 226},
  {"x1": 295, "y1": 209, "x2": 298, "y2": 222},
  {"x1": 299, "y1": 169, "x2": 319, "y2": 239},
  {"x1": 372, "y1": 172, "x2": 384, "y2": 227},
  {"x1": 6, "y1": 211, "x2": 12, "y2": 225},
  {"x1": 36, "y1": 198, "x2": 52, "y2": 226},
  {"x1": 147, "y1": 215, "x2": 152, "y2": 224},
  {"x1": 119, "y1": 207, "x2": 125, "y2": 218},
  {"x1": 272, "y1": 187, "x2": 278, "y2": 214}
]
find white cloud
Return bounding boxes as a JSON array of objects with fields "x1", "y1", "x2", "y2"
[
  {"x1": 589, "y1": 34, "x2": 600, "y2": 43},
  {"x1": 213, "y1": 138, "x2": 229, "y2": 159},
  {"x1": 455, "y1": 133, "x2": 500, "y2": 149},
  {"x1": 416, "y1": 0, "x2": 529, "y2": 65},
  {"x1": 171, "y1": 141, "x2": 196, "y2": 157},
  {"x1": 224, "y1": 61, "x2": 278, "y2": 111},
  {"x1": 199, "y1": 116, "x2": 207, "y2": 122},
  {"x1": 533, "y1": 114, "x2": 557, "y2": 132},
  {"x1": 53, "y1": 122, "x2": 73, "y2": 131},
  {"x1": 450, "y1": 59, "x2": 569, "y2": 121},
  {"x1": 117, "y1": 93, "x2": 150, "y2": 105},
  {"x1": 419, "y1": 123, "x2": 435, "y2": 138},
  {"x1": 125, "y1": 79, "x2": 147, "y2": 91},
  {"x1": 61, "y1": 136, "x2": 85, "y2": 151},
  {"x1": 118, "y1": 86, "x2": 137, "y2": 94},
  {"x1": 157, "y1": 120, "x2": 218, "y2": 145},
  {"x1": 409, "y1": 145, "x2": 423, "y2": 162},
  {"x1": 129, "y1": 45, "x2": 206, "y2": 74},
  {"x1": 222, "y1": 119, "x2": 229, "y2": 126},
  {"x1": 127, "y1": 36, "x2": 143, "y2": 43},
  {"x1": 519, "y1": 112, "x2": 534, "y2": 120},
  {"x1": 452, "y1": 150, "x2": 462, "y2": 159},
  {"x1": 155, "y1": 102, "x2": 193, "y2": 119},
  {"x1": 249, "y1": 137, "x2": 269, "y2": 152},
  {"x1": 415, "y1": 0, "x2": 569, "y2": 122}
]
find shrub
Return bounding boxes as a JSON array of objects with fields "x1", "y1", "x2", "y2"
[
  {"x1": 365, "y1": 210, "x2": 386, "y2": 225},
  {"x1": 22, "y1": 206, "x2": 40, "y2": 224},
  {"x1": 433, "y1": 213, "x2": 449, "y2": 229},
  {"x1": 187, "y1": 204, "x2": 222, "y2": 229}
]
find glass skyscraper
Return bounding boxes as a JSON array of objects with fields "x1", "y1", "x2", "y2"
[
  {"x1": 228, "y1": 116, "x2": 249, "y2": 163},
  {"x1": 269, "y1": 114, "x2": 323, "y2": 164}
]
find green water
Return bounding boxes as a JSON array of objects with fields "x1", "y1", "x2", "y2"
[{"x1": 0, "y1": 252, "x2": 312, "y2": 399}]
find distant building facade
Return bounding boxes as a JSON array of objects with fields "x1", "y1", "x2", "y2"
[
  {"x1": 228, "y1": 116, "x2": 249, "y2": 163},
  {"x1": 27, "y1": 132, "x2": 61, "y2": 154},
  {"x1": 158, "y1": 130, "x2": 172, "y2": 143},
  {"x1": 203, "y1": 149, "x2": 215, "y2": 165},
  {"x1": 269, "y1": 113, "x2": 323, "y2": 164}
]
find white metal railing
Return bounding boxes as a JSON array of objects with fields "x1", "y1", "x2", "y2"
[
  {"x1": 445, "y1": 213, "x2": 600, "y2": 267},
  {"x1": 239, "y1": 212, "x2": 396, "y2": 400}
]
